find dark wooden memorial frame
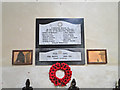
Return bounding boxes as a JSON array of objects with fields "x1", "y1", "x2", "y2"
[{"x1": 35, "y1": 18, "x2": 85, "y2": 65}]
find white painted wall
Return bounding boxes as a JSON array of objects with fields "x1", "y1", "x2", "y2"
[{"x1": 2, "y1": 2, "x2": 118, "y2": 88}]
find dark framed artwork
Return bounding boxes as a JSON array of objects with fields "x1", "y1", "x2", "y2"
[
  {"x1": 12, "y1": 50, "x2": 33, "y2": 65},
  {"x1": 36, "y1": 18, "x2": 85, "y2": 65},
  {"x1": 87, "y1": 49, "x2": 107, "y2": 64}
]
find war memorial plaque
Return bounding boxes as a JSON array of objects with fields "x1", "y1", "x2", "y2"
[
  {"x1": 36, "y1": 18, "x2": 85, "y2": 65},
  {"x1": 39, "y1": 21, "x2": 81, "y2": 45}
]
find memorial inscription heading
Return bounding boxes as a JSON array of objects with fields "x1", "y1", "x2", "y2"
[{"x1": 36, "y1": 18, "x2": 85, "y2": 65}]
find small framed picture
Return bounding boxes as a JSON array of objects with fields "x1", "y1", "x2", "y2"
[
  {"x1": 87, "y1": 49, "x2": 107, "y2": 64},
  {"x1": 12, "y1": 50, "x2": 33, "y2": 65}
]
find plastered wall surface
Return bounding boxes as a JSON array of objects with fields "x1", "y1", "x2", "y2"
[
  {"x1": 2, "y1": 2, "x2": 118, "y2": 88},
  {"x1": 117, "y1": 2, "x2": 120, "y2": 83},
  {"x1": 0, "y1": 0, "x2": 2, "y2": 90}
]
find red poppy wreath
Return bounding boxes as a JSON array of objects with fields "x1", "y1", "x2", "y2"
[{"x1": 49, "y1": 62, "x2": 72, "y2": 86}]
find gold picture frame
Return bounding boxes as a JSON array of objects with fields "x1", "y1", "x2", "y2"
[
  {"x1": 12, "y1": 50, "x2": 33, "y2": 65},
  {"x1": 87, "y1": 49, "x2": 107, "y2": 64}
]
